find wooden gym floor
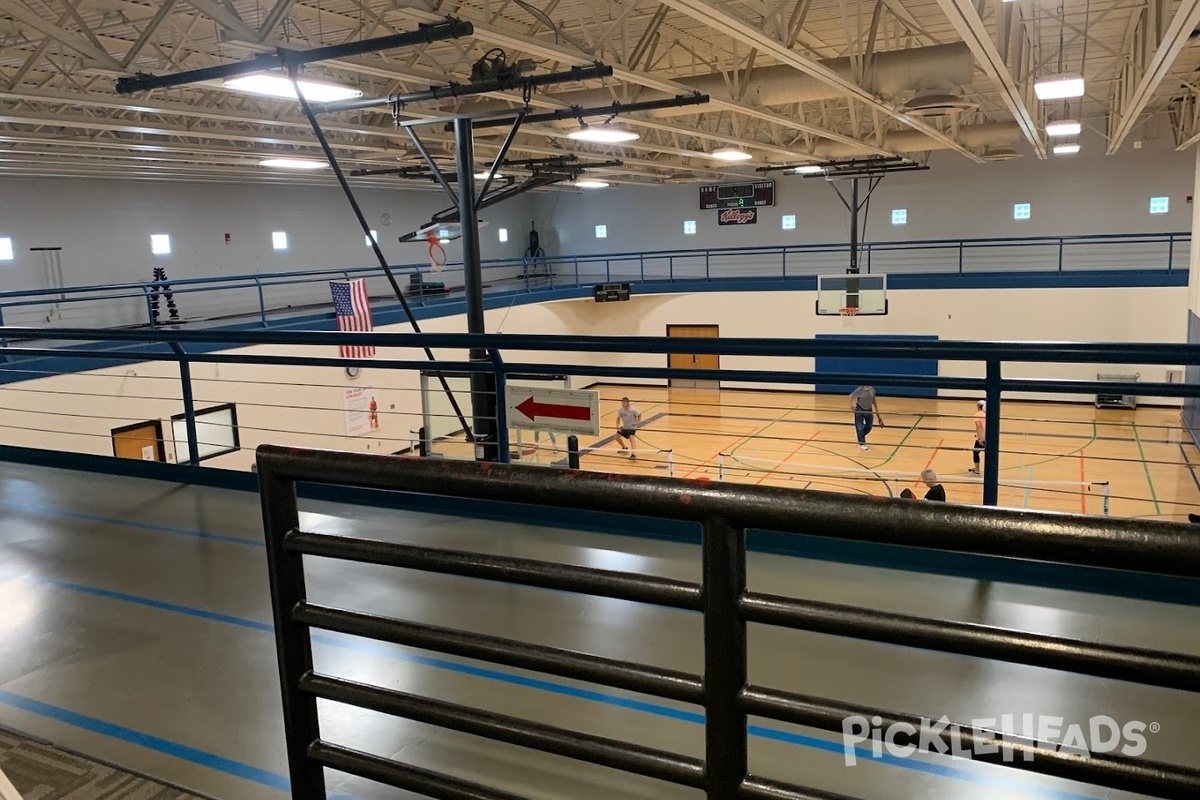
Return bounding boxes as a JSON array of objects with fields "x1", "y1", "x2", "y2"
[{"x1": 442, "y1": 386, "x2": 1200, "y2": 521}]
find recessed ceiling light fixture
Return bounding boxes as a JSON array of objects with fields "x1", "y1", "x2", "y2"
[
  {"x1": 224, "y1": 74, "x2": 363, "y2": 102},
  {"x1": 575, "y1": 179, "x2": 610, "y2": 188},
  {"x1": 567, "y1": 124, "x2": 639, "y2": 143},
  {"x1": 259, "y1": 158, "x2": 329, "y2": 170},
  {"x1": 1046, "y1": 119, "x2": 1082, "y2": 137},
  {"x1": 1052, "y1": 142, "x2": 1081, "y2": 155},
  {"x1": 711, "y1": 147, "x2": 752, "y2": 162},
  {"x1": 1034, "y1": 73, "x2": 1085, "y2": 100}
]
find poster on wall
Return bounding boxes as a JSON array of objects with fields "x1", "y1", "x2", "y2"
[{"x1": 344, "y1": 386, "x2": 381, "y2": 436}]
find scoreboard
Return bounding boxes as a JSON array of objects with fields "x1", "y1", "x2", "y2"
[{"x1": 699, "y1": 180, "x2": 775, "y2": 210}]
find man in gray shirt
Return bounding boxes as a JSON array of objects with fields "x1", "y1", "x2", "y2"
[
  {"x1": 849, "y1": 385, "x2": 885, "y2": 450},
  {"x1": 615, "y1": 397, "x2": 641, "y2": 459}
]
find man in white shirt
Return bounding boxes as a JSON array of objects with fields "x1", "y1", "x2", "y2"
[{"x1": 615, "y1": 397, "x2": 641, "y2": 460}]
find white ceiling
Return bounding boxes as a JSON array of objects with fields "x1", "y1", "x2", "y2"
[{"x1": 1, "y1": 0, "x2": 1199, "y2": 187}]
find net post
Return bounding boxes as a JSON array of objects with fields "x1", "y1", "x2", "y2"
[
  {"x1": 1099, "y1": 481, "x2": 1111, "y2": 516},
  {"x1": 718, "y1": 453, "x2": 725, "y2": 480},
  {"x1": 418, "y1": 426, "x2": 428, "y2": 458},
  {"x1": 666, "y1": 449, "x2": 675, "y2": 477},
  {"x1": 567, "y1": 435, "x2": 580, "y2": 469}
]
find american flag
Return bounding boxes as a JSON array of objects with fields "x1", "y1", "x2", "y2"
[{"x1": 330, "y1": 279, "x2": 376, "y2": 358}]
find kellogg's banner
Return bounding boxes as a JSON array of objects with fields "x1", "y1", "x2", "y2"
[{"x1": 718, "y1": 208, "x2": 757, "y2": 225}]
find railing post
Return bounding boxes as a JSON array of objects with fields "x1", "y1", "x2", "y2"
[
  {"x1": 958, "y1": 241, "x2": 964, "y2": 274},
  {"x1": 669, "y1": 256, "x2": 674, "y2": 281},
  {"x1": 781, "y1": 249, "x2": 787, "y2": 278},
  {"x1": 983, "y1": 359, "x2": 1002, "y2": 507},
  {"x1": 491, "y1": 350, "x2": 510, "y2": 464},
  {"x1": 639, "y1": 254, "x2": 645, "y2": 282},
  {"x1": 567, "y1": 435, "x2": 580, "y2": 469},
  {"x1": 254, "y1": 277, "x2": 267, "y2": 327},
  {"x1": 1057, "y1": 237, "x2": 1064, "y2": 272},
  {"x1": 1168, "y1": 235, "x2": 1175, "y2": 272},
  {"x1": 705, "y1": 251, "x2": 711, "y2": 280},
  {"x1": 168, "y1": 342, "x2": 201, "y2": 467},
  {"x1": 701, "y1": 517, "x2": 748, "y2": 799},
  {"x1": 258, "y1": 465, "x2": 326, "y2": 800},
  {"x1": 866, "y1": 244, "x2": 872, "y2": 274}
]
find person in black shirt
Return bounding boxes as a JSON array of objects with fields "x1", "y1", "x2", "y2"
[{"x1": 921, "y1": 469, "x2": 946, "y2": 502}]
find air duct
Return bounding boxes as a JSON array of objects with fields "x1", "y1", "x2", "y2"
[{"x1": 807, "y1": 122, "x2": 1024, "y2": 159}]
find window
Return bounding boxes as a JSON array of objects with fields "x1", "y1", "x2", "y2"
[
  {"x1": 595, "y1": 224, "x2": 608, "y2": 239},
  {"x1": 365, "y1": 230, "x2": 378, "y2": 246},
  {"x1": 1150, "y1": 196, "x2": 1170, "y2": 215},
  {"x1": 683, "y1": 220, "x2": 697, "y2": 235},
  {"x1": 498, "y1": 227, "x2": 509, "y2": 243},
  {"x1": 891, "y1": 209, "x2": 907, "y2": 226},
  {"x1": 0, "y1": 237, "x2": 12, "y2": 261},
  {"x1": 1013, "y1": 203, "x2": 1031, "y2": 220},
  {"x1": 272, "y1": 231, "x2": 288, "y2": 250},
  {"x1": 150, "y1": 234, "x2": 171, "y2": 255},
  {"x1": 781, "y1": 215, "x2": 796, "y2": 230}
]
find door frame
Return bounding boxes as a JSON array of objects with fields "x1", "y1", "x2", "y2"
[
  {"x1": 666, "y1": 324, "x2": 720, "y2": 389},
  {"x1": 110, "y1": 419, "x2": 166, "y2": 462}
]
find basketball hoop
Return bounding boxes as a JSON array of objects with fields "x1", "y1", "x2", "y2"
[
  {"x1": 839, "y1": 306, "x2": 858, "y2": 328},
  {"x1": 425, "y1": 232, "x2": 447, "y2": 273}
]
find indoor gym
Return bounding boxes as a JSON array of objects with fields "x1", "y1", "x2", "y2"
[{"x1": 1, "y1": 2, "x2": 1200, "y2": 800}]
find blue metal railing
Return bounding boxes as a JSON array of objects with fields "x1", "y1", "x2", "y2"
[
  {"x1": 2, "y1": 326, "x2": 1200, "y2": 510},
  {"x1": 0, "y1": 231, "x2": 1186, "y2": 331}
]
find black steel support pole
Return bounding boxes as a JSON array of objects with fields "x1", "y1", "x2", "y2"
[
  {"x1": 848, "y1": 177, "x2": 860, "y2": 275},
  {"x1": 290, "y1": 70, "x2": 472, "y2": 437},
  {"x1": 983, "y1": 359, "x2": 1002, "y2": 506},
  {"x1": 257, "y1": 468, "x2": 325, "y2": 800},
  {"x1": 701, "y1": 517, "x2": 748, "y2": 799},
  {"x1": 454, "y1": 117, "x2": 498, "y2": 461}
]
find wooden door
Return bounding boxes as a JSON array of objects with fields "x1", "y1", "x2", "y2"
[
  {"x1": 667, "y1": 324, "x2": 720, "y2": 389},
  {"x1": 111, "y1": 420, "x2": 165, "y2": 462}
]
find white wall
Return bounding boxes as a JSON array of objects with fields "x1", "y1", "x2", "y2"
[
  {"x1": 0, "y1": 283, "x2": 1183, "y2": 470},
  {"x1": 0, "y1": 177, "x2": 533, "y2": 323},
  {"x1": 532, "y1": 136, "x2": 1193, "y2": 256}
]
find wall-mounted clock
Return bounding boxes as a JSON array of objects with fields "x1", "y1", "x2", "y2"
[
  {"x1": 380, "y1": 213, "x2": 392, "y2": 227},
  {"x1": 346, "y1": 366, "x2": 361, "y2": 379}
]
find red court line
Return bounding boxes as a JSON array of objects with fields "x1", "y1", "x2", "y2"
[
  {"x1": 756, "y1": 431, "x2": 821, "y2": 485},
  {"x1": 910, "y1": 438, "x2": 944, "y2": 489},
  {"x1": 1079, "y1": 450, "x2": 1087, "y2": 514}
]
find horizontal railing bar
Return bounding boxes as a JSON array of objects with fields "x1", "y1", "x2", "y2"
[
  {"x1": 300, "y1": 672, "x2": 706, "y2": 788},
  {"x1": 308, "y1": 740, "x2": 532, "y2": 800},
  {"x1": 738, "y1": 775, "x2": 866, "y2": 800},
  {"x1": 294, "y1": 602, "x2": 705, "y2": 704},
  {"x1": 9, "y1": 327, "x2": 1200, "y2": 366},
  {"x1": 737, "y1": 593, "x2": 1200, "y2": 692},
  {"x1": 740, "y1": 686, "x2": 1200, "y2": 799},
  {"x1": 258, "y1": 451, "x2": 1200, "y2": 578},
  {"x1": 284, "y1": 530, "x2": 703, "y2": 610}
]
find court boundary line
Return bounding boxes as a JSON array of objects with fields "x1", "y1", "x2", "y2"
[{"x1": 14, "y1": 576, "x2": 1120, "y2": 800}]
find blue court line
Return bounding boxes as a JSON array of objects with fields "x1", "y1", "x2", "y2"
[
  {"x1": 0, "y1": 497, "x2": 262, "y2": 548},
  {"x1": 578, "y1": 411, "x2": 669, "y2": 456},
  {"x1": 37, "y1": 578, "x2": 1112, "y2": 800},
  {"x1": 0, "y1": 689, "x2": 291, "y2": 792}
]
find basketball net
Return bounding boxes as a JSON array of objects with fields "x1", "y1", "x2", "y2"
[
  {"x1": 839, "y1": 306, "x2": 858, "y2": 328},
  {"x1": 426, "y1": 232, "x2": 447, "y2": 273}
]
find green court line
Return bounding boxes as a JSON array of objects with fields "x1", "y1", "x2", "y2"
[
  {"x1": 877, "y1": 413, "x2": 925, "y2": 468},
  {"x1": 1131, "y1": 422, "x2": 1162, "y2": 515}
]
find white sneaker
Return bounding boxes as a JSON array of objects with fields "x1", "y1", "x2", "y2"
[{"x1": 859, "y1": 444, "x2": 868, "y2": 450}]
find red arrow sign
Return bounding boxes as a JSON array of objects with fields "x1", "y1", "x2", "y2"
[{"x1": 515, "y1": 396, "x2": 591, "y2": 422}]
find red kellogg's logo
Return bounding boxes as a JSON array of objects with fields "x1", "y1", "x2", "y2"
[{"x1": 718, "y1": 208, "x2": 757, "y2": 225}]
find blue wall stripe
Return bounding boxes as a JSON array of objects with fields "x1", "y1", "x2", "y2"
[
  {"x1": 814, "y1": 334, "x2": 939, "y2": 398},
  {"x1": 38, "y1": 579, "x2": 1109, "y2": 800}
]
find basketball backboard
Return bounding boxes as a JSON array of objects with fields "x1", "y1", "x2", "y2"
[
  {"x1": 413, "y1": 220, "x2": 489, "y2": 243},
  {"x1": 816, "y1": 273, "x2": 888, "y2": 315}
]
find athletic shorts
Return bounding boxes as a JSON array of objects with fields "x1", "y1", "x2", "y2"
[{"x1": 619, "y1": 428, "x2": 637, "y2": 439}]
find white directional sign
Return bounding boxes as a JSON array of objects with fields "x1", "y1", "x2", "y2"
[{"x1": 505, "y1": 385, "x2": 600, "y2": 435}]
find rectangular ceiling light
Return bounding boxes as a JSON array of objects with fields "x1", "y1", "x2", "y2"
[
  {"x1": 1034, "y1": 73, "x2": 1085, "y2": 101},
  {"x1": 224, "y1": 74, "x2": 363, "y2": 102},
  {"x1": 1046, "y1": 119, "x2": 1082, "y2": 137}
]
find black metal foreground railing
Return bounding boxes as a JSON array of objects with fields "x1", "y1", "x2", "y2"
[{"x1": 257, "y1": 444, "x2": 1200, "y2": 800}]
